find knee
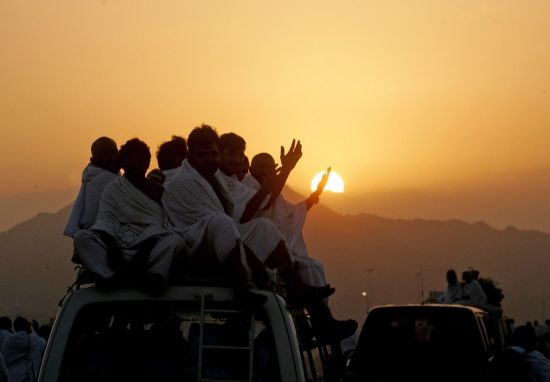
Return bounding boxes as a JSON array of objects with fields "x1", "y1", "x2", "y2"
[{"x1": 208, "y1": 215, "x2": 240, "y2": 237}]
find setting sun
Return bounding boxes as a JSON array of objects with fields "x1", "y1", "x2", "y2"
[{"x1": 310, "y1": 170, "x2": 345, "y2": 193}]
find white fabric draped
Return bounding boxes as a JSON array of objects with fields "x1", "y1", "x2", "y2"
[
  {"x1": 241, "y1": 174, "x2": 327, "y2": 287},
  {"x1": 163, "y1": 160, "x2": 248, "y2": 266},
  {"x1": 63, "y1": 164, "x2": 118, "y2": 238},
  {"x1": 1, "y1": 331, "x2": 44, "y2": 382}
]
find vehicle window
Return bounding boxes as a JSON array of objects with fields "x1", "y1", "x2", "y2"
[{"x1": 58, "y1": 300, "x2": 281, "y2": 382}]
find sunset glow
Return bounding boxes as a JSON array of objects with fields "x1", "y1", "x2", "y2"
[{"x1": 311, "y1": 171, "x2": 345, "y2": 193}]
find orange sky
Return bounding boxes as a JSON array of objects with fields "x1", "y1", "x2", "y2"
[{"x1": 1, "y1": 0, "x2": 549, "y2": 202}]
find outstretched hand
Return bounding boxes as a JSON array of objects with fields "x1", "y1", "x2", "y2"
[
  {"x1": 314, "y1": 167, "x2": 331, "y2": 196},
  {"x1": 280, "y1": 139, "x2": 302, "y2": 172}
]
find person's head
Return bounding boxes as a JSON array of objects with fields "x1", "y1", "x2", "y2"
[
  {"x1": 446, "y1": 269, "x2": 458, "y2": 286},
  {"x1": 534, "y1": 320, "x2": 539, "y2": 326},
  {"x1": 462, "y1": 271, "x2": 472, "y2": 284},
  {"x1": 512, "y1": 325, "x2": 537, "y2": 351},
  {"x1": 470, "y1": 268, "x2": 480, "y2": 280},
  {"x1": 90, "y1": 136, "x2": 120, "y2": 173},
  {"x1": 250, "y1": 153, "x2": 277, "y2": 184},
  {"x1": 546, "y1": 319, "x2": 550, "y2": 326},
  {"x1": 236, "y1": 155, "x2": 249, "y2": 181},
  {"x1": 187, "y1": 124, "x2": 220, "y2": 177},
  {"x1": 156, "y1": 136, "x2": 188, "y2": 171},
  {"x1": 218, "y1": 133, "x2": 246, "y2": 176},
  {"x1": 119, "y1": 138, "x2": 151, "y2": 177},
  {"x1": 0, "y1": 316, "x2": 12, "y2": 331},
  {"x1": 13, "y1": 316, "x2": 31, "y2": 333}
]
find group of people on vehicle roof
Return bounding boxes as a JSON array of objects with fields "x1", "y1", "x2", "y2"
[
  {"x1": 438, "y1": 268, "x2": 504, "y2": 315},
  {"x1": 63, "y1": 124, "x2": 357, "y2": 344}
]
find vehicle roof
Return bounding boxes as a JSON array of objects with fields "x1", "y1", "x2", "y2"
[{"x1": 368, "y1": 303, "x2": 488, "y2": 315}]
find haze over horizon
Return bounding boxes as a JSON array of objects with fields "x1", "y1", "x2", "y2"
[{"x1": 1, "y1": 0, "x2": 549, "y2": 207}]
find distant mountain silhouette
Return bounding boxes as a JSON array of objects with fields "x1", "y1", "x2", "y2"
[
  {"x1": 1, "y1": 190, "x2": 549, "y2": 324},
  {"x1": 321, "y1": 166, "x2": 550, "y2": 234},
  {"x1": 0, "y1": 188, "x2": 77, "y2": 232}
]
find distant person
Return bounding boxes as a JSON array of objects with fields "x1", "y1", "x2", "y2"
[
  {"x1": 0, "y1": 316, "x2": 12, "y2": 351},
  {"x1": 438, "y1": 269, "x2": 463, "y2": 303},
  {"x1": 74, "y1": 138, "x2": 186, "y2": 293},
  {"x1": 63, "y1": 137, "x2": 120, "y2": 239},
  {"x1": 505, "y1": 325, "x2": 550, "y2": 382},
  {"x1": 2, "y1": 316, "x2": 45, "y2": 382},
  {"x1": 455, "y1": 271, "x2": 488, "y2": 307},
  {"x1": 242, "y1": 151, "x2": 331, "y2": 288},
  {"x1": 535, "y1": 321, "x2": 546, "y2": 341},
  {"x1": 156, "y1": 135, "x2": 188, "y2": 187}
]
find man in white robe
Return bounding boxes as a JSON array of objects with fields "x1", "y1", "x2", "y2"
[
  {"x1": 212, "y1": 132, "x2": 357, "y2": 342},
  {"x1": 438, "y1": 269, "x2": 463, "y2": 303},
  {"x1": 455, "y1": 271, "x2": 488, "y2": 307},
  {"x1": 241, "y1": 152, "x2": 330, "y2": 288},
  {"x1": 163, "y1": 126, "x2": 333, "y2": 305},
  {"x1": 63, "y1": 137, "x2": 120, "y2": 238},
  {"x1": 75, "y1": 138, "x2": 185, "y2": 292},
  {"x1": 156, "y1": 135, "x2": 187, "y2": 188},
  {"x1": 64, "y1": 137, "x2": 120, "y2": 277},
  {"x1": 1, "y1": 317, "x2": 44, "y2": 382},
  {"x1": 0, "y1": 317, "x2": 12, "y2": 351}
]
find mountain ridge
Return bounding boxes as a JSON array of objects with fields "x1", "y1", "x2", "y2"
[{"x1": 1, "y1": 190, "x2": 549, "y2": 324}]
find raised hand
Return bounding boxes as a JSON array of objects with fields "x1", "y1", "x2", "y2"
[
  {"x1": 280, "y1": 139, "x2": 302, "y2": 172},
  {"x1": 314, "y1": 167, "x2": 331, "y2": 196}
]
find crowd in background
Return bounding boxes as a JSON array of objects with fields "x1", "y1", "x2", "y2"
[{"x1": 0, "y1": 316, "x2": 51, "y2": 382}]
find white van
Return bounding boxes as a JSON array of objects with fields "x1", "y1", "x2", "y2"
[{"x1": 37, "y1": 285, "x2": 344, "y2": 382}]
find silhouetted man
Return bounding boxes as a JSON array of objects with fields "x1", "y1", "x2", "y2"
[
  {"x1": 64, "y1": 137, "x2": 120, "y2": 238},
  {"x1": 75, "y1": 138, "x2": 185, "y2": 293},
  {"x1": 456, "y1": 271, "x2": 487, "y2": 307},
  {"x1": 0, "y1": 316, "x2": 12, "y2": 351},
  {"x1": 438, "y1": 269, "x2": 463, "y2": 303},
  {"x1": 163, "y1": 126, "x2": 333, "y2": 305},
  {"x1": 156, "y1": 135, "x2": 188, "y2": 187},
  {"x1": 242, "y1": 152, "x2": 330, "y2": 288},
  {"x1": 1, "y1": 316, "x2": 45, "y2": 382}
]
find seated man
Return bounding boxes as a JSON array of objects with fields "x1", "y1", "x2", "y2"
[
  {"x1": 241, "y1": 151, "x2": 329, "y2": 288},
  {"x1": 64, "y1": 136, "x2": 120, "y2": 239},
  {"x1": 455, "y1": 271, "x2": 488, "y2": 307},
  {"x1": 75, "y1": 138, "x2": 185, "y2": 292},
  {"x1": 163, "y1": 125, "x2": 332, "y2": 305},
  {"x1": 438, "y1": 269, "x2": 463, "y2": 303},
  {"x1": 212, "y1": 132, "x2": 357, "y2": 341},
  {"x1": 155, "y1": 135, "x2": 188, "y2": 187}
]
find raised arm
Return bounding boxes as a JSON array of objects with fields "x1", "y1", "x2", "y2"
[{"x1": 305, "y1": 167, "x2": 331, "y2": 210}]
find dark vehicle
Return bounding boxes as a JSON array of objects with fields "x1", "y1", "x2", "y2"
[
  {"x1": 38, "y1": 285, "x2": 346, "y2": 382},
  {"x1": 347, "y1": 304, "x2": 502, "y2": 382}
]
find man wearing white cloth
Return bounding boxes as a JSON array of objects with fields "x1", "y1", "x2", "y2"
[
  {"x1": 212, "y1": 132, "x2": 357, "y2": 343},
  {"x1": 75, "y1": 138, "x2": 185, "y2": 293},
  {"x1": 240, "y1": 151, "x2": 330, "y2": 288},
  {"x1": 63, "y1": 137, "x2": 120, "y2": 238},
  {"x1": 1, "y1": 317, "x2": 45, "y2": 382},
  {"x1": 163, "y1": 125, "x2": 333, "y2": 305}
]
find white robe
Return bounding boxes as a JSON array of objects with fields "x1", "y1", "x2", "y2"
[
  {"x1": 214, "y1": 170, "x2": 286, "y2": 262},
  {"x1": 1, "y1": 331, "x2": 43, "y2": 382},
  {"x1": 77, "y1": 176, "x2": 182, "y2": 279},
  {"x1": 63, "y1": 164, "x2": 119, "y2": 237},
  {"x1": 438, "y1": 283, "x2": 463, "y2": 304},
  {"x1": 240, "y1": 174, "x2": 327, "y2": 287},
  {"x1": 163, "y1": 160, "x2": 248, "y2": 266},
  {"x1": 456, "y1": 280, "x2": 488, "y2": 307},
  {"x1": 162, "y1": 167, "x2": 181, "y2": 189}
]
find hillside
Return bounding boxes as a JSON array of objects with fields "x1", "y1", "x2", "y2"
[{"x1": 1, "y1": 197, "x2": 549, "y2": 324}]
